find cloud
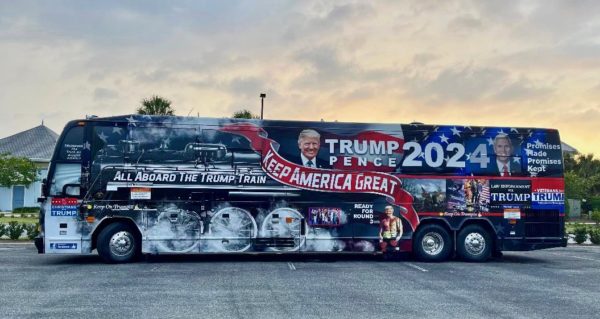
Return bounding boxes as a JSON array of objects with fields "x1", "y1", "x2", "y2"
[
  {"x1": 228, "y1": 77, "x2": 265, "y2": 98},
  {"x1": 498, "y1": 43, "x2": 600, "y2": 70},
  {"x1": 448, "y1": 14, "x2": 483, "y2": 32},
  {"x1": 403, "y1": 64, "x2": 556, "y2": 104},
  {"x1": 93, "y1": 87, "x2": 119, "y2": 101},
  {"x1": 282, "y1": 2, "x2": 375, "y2": 42},
  {"x1": 546, "y1": 107, "x2": 600, "y2": 153},
  {"x1": 412, "y1": 53, "x2": 438, "y2": 66},
  {"x1": 408, "y1": 65, "x2": 508, "y2": 103},
  {"x1": 291, "y1": 46, "x2": 355, "y2": 89},
  {"x1": 493, "y1": 77, "x2": 553, "y2": 101},
  {"x1": 134, "y1": 69, "x2": 174, "y2": 84}
]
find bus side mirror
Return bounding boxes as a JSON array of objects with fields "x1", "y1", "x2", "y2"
[
  {"x1": 64, "y1": 185, "x2": 81, "y2": 197},
  {"x1": 41, "y1": 178, "x2": 48, "y2": 197}
]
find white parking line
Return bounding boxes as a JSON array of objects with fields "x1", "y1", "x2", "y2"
[
  {"x1": 405, "y1": 262, "x2": 428, "y2": 272},
  {"x1": 565, "y1": 255, "x2": 600, "y2": 263},
  {"x1": 287, "y1": 262, "x2": 296, "y2": 270},
  {"x1": 549, "y1": 252, "x2": 600, "y2": 263}
]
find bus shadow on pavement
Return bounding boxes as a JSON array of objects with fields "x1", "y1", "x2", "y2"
[
  {"x1": 46, "y1": 252, "x2": 399, "y2": 264},
  {"x1": 44, "y1": 252, "x2": 550, "y2": 265},
  {"x1": 488, "y1": 253, "x2": 549, "y2": 264},
  {"x1": 43, "y1": 254, "x2": 104, "y2": 265},
  {"x1": 142, "y1": 252, "x2": 389, "y2": 263}
]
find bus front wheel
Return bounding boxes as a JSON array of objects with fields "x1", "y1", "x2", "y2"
[
  {"x1": 413, "y1": 224, "x2": 452, "y2": 262},
  {"x1": 97, "y1": 222, "x2": 140, "y2": 263},
  {"x1": 456, "y1": 224, "x2": 492, "y2": 262}
]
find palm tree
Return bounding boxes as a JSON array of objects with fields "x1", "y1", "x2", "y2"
[
  {"x1": 232, "y1": 109, "x2": 260, "y2": 119},
  {"x1": 137, "y1": 96, "x2": 175, "y2": 115},
  {"x1": 575, "y1": 154, "x2": 600, "y2": 178}
]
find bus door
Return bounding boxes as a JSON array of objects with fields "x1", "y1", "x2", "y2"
[{"x1": 44, "y1": 124, "x2": 85, "y2": 254}]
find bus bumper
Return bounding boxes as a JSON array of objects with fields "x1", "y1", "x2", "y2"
[
  {"x1": 500, "y1": 237, "x2": 568, "y2": 251},
  {"x1": 34, "y1": 236, "x2": 44, "y2": 254}
]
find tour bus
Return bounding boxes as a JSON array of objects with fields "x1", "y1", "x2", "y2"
[{"x1": 35, "y1": 115, "x2": 567, "y2": 263}]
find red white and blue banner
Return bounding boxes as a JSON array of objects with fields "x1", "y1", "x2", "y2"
[{"x1": 220, "y1": 122, "x2": 420, "y2": 230}]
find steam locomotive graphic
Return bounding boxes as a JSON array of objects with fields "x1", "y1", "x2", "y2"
[{"x1": 85, "y1": 132, "x2": 315, "y2": 254}]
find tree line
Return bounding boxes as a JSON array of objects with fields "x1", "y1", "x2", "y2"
[
  {"x1": 564, "y1": 153, "x2": 600, "y2": 201},
  {"x1": 137, "y1": 95, "x2": 258, "y2": 119}
]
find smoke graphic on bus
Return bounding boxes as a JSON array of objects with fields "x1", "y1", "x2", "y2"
[
  {"x1": 353, "y1": 240, "x2": 376, "y2": 252},
  {"x1": 203, "y1": 202, "x2": 258, "y2": 253},
  {"x1": 304, "y1": 228, "x2": 346, "y2": 252},
  {"x1": 145, "y1": 204, "x2": 202, "y2": 253}
]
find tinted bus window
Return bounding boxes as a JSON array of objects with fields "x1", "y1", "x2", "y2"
[{"x1": 57, "y1": 126, "x2": 84, "y2": 162}]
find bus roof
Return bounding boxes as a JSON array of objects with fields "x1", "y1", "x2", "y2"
[{"x1": 72, "y1": 114, "x2": 559, "y2": 133}]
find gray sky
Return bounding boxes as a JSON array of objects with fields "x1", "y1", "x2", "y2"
[{"x1": 1, "y1": 0, "x2": 599, "y2": 154}]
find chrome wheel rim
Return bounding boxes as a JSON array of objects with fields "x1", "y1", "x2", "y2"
[
  {"x1": 109, "y1": 231, "x2": 134, "y2": 257},
  {"x1": 464, "y1": 232, "x2": 486, "y2": 256},
  {"x1": 421, "y1": 232, "x2": 444, "y2": 256}
]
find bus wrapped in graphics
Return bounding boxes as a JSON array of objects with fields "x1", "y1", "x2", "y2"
[{"x1": 35, "y1": 115, "x2": 567, "y2": 263}]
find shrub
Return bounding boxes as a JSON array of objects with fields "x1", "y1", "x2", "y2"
[
  {"x1": 574, "y1": 225, "x2": 588, "y2": 244},
  {"x1": 22, "y1": 223, "x2": 40, "y2": 240},
  {"x1": 0, "y1": 223, "x2": 7, "y2": 238},
  {"x1": 590, "y1": 228, "x2": 600, "y2": 245},
  {"x1": 12, "y1": 207, "x2": 40, "y2": 215},
  {"x1": 591, "y1": 211, "x2": 600, "y2": 225},
  {"x1": 7, "y1": 221, "x2": 24, "y2": 240}
]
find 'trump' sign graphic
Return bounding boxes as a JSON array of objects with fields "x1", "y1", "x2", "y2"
[{"x1": 220, "y1": 123, "x2": 420, "y2": 230}]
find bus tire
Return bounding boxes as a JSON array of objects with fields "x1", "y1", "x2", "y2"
[
  {"x1": 97, "y1": 222, "x2": 140, "y2": 263},
  {"x1": 456, "y1": 224, "x2": 492, "y2": 262},
  {"x1": 413, "y1": 224, "x2": 452, "y2": 262}
]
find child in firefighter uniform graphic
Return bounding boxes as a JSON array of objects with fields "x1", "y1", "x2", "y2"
[{"x1": 379, "y1": 205, "x2": 403, "y2": 252}]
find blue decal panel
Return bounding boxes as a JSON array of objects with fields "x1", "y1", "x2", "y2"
[
  {"x1": 50, "y1": 243, "x2": 78, "y2": 250},
  {"x1": 51, "y1": 198, "x2": 78, "y2": 217}
]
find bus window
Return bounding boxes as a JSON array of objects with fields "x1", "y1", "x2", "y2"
[
  {"x1": 49, "y1": 164, "x2": 81, "y2": 196},
  {"x1": 50, "y1": 126, "x2": 84, "y2": 196},
  {"x1": 91, "y1": 125, "x2": 132, "y2": 164},
  {"x1": 57, "y1": 126, "x2": 84, "y2": 162}
]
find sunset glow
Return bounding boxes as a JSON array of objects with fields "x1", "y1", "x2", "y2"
[{"x1": 0, "y1": 1, "x2": 598, "y2": 155}]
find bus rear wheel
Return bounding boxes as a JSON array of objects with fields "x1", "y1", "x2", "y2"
[
  {"x1": 97, "y1": 222, "x2": 140, "y2": 263},
  {"x1": 456, "y1": 224, "x2": 492, "y2": 262},
  {"x1": 413, "y1": 224, "x2": 452, "y2": 262}
]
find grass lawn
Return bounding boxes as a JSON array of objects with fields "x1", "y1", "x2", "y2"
[{"x1": 0, "y1": 217, "x2": 39, "y2": 224}]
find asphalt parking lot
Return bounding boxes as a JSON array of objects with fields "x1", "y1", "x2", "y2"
[{"x1": 0, "y1": 244, "x2": 599, "y2": 319}]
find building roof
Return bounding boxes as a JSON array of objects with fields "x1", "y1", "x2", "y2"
[
  {"x1": 561, "y1": 141, "x2": 578, "y2": 154},
  {"x1": 0, "y1": 125, "x2": 59, "y2": 162}
]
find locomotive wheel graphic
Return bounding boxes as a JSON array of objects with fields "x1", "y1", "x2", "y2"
[
  {"x1": 153, "y1": 209, "x2": 202, "y2": 253},
  {"x1": 261, "y1": 207, "x2": 306, "y2": 251},
  {"x1": 208, "y1": 207, "x2": 258, "y2": 252}
]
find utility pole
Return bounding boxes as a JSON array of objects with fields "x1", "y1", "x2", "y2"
[{"x1": 260, "y1": 93, "x2": 266, "y2": 120}]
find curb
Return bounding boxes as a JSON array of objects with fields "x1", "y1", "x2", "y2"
[{"x1": 0, "y1": 241, "x2": 34, "y2": 245}]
